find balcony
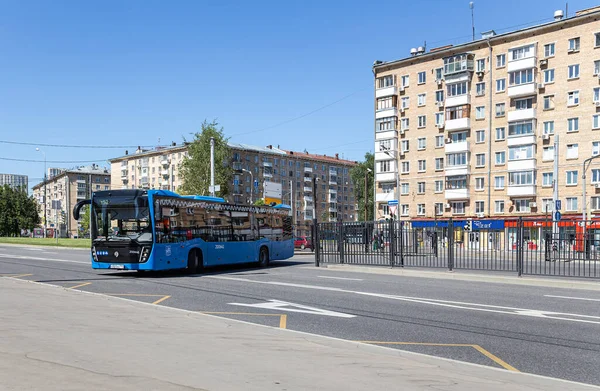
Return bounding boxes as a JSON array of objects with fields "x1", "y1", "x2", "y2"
[
  {"x1": 376, "y1": 172, "x2": 396, "y2": 182},
  {"x1": 507, "y1": 134, "x2": 536, "y2": 147},
  {"x1": 329, "y1": 207, "x2": 338, "y2": 213},
  {"x1": 375, "y1": 107, "x2": 398, "y2": 119},
  {"x1": 263, "y1": 172, "x2": 273, "y2": 178},
  {"x1": 304, "y1": 167, "x2": 313, "y2": 173},
  {"x1": 445, "y1": 95, "x2": 470, "y2": 108},
  {"x1": 303, "y1": 196, "x2": 313, "y2": 202},
  {"x1": 304, "y1": 176, "x2": 312, "y2": 182},
  {"x1": 375, "y1": 149, "x2": 397, "y2": 161},
  {"x1": 120, "y1": 170, "x2": 128, "y2": 179},
  {"x1": 445, "y1": 189, "x2": 469, "y2": 200},
  {"x1": 508, "y1": 83, "x2": 537, "y2": 98},
  {"x1": 445, "y1": 117, "x2": 470, "y2": 131},
  {"x1": 508, "y1": 159, "x2": 536, "y2": 171},
  {"x1": 263, "y1": 162, "x2": 273, "y2": 167},
  {"x1": 375, "y1": 130, "x2": 397, "y2": 141},
  {"x1": 328, "y1": 188, "x2": 337, "y2": 194},
  {"x1": 507, "y1": 108, "x2": 536, "y2": 122},
  {"x1": 375, "y1": 85, "x2": 398, "y2": 98},
  {"x1": 507, "y1": 56, "x2": 537, "y2": 73},
  {"x1": 444, "y1": 165, "x2": 469, "y2": 176},
  {"x1": 507, "y1": 185, "x2": 536, "y2": 197},
  {"x1": 376, "y1": 192, "x2": 395, "y2": 202},
  {"x1": 121, "y1": 177, "x2": 129, "y2": 184},
  {"x1": 445, "y1": 141, "x2": 469, "y2": 154},
  {"x1": 161, "y1": 169, "x2": 170, "y2": 177},
  {"x1": 304, "y1": 186, "x2": 312, "y2": 192},
  {"x1": 160, "y1": 158, "x2": 169, "y2": 166}
]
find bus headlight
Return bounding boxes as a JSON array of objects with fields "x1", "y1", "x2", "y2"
[
  {"x1": 140, "y1": 247, "x2": 151, "y2": 263},
  {"x1": 92, "y1": 247, "x2": 98, "y2": 262}
]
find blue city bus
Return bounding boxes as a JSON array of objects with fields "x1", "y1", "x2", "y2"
[{"x1": 73, "y1": 189, "x2": 294, "y2": 272}]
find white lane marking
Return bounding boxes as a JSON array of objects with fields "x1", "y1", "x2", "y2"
[
  {"x1": 229, "y1": 299, "x2": 356, "y2": 318},
  {"x1": 545, "y1": 294, "x2": 600, "y2": 302},
  {"x1": 0, "y1": 254, "x2": 88, "y2": 265},
  {"x1": 208, "y1": 275, "x2": 600, "y2": 325},
  {"x1": 318, "y1": 276, "x2": 363, "y2": 281}
]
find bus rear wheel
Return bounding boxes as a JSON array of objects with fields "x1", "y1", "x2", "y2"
[{"x1": 258, "y1": 247, "x2": 269, "y2": 268}]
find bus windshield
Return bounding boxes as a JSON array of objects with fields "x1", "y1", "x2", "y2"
[{"x1": 92, "y1": 195, "x2": 152, "y2": 244}]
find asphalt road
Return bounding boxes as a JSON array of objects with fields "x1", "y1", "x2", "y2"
[{"x1": 1, "y1": 244, "x2": 600, "y2": 385}]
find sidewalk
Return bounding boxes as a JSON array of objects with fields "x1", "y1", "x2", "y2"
[{"x1": 1, "y1": 278, "x2": 598, "y2": 391}]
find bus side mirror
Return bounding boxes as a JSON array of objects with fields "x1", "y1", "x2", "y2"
[{"x1": 73, "y1": 199, "x2": 91, "y2": 220}]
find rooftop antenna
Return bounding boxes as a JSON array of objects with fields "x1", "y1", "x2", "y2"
[{"x1": 470, "y1": 2, "x2": 475, "y2": 41}]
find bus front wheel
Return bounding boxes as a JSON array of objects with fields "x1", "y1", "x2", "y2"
[{"x1": 258, "y1": 247, "x2": 269, "y2": 268}]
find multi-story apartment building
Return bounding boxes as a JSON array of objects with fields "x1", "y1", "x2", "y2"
[
  {"x1": 32, "y1": 165, "x2": 111, "y2": 237},
  {"x1": 0, "y1": 173, "x2": 28, "y2": 191},
  {"x1": 373, "y1": 6, "x2": 600, "y2": 224},
  {"x1": 109, "y1": 142, "x2": 358, "y2": 237}
]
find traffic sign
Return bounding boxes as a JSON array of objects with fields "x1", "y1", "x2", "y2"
[
  {"x1": 554, "y1": 211, "x2": 562, "y2": 221},
  {"x1": 388, "y1": 200, "x2": 399, "y2": 206},
  {"x1": 555, "y1": 200, "x2": 561, "y2": 211}
]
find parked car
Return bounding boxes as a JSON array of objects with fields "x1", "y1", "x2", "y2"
[{"x1": 294, "y1": 236, "x2": 313, "y2": 251}]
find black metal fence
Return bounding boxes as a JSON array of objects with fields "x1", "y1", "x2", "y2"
[{"x1": 314, "y1": 218, "x2": 600, "y2": 279}]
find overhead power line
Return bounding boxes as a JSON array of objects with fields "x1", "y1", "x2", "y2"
[
  {"x1": 0, "y1": 140, "x2": 156, "y2": 149},
  {"x1": 0, "y1": 157, "x2": 108, "y2": 163}
]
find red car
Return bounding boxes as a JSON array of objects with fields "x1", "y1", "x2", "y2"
[{"x1": 294, "y1": 236, "x2": 313, "y2": 251}]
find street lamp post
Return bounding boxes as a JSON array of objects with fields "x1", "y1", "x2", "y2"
[
  {"x1": 242, "y1": 169, "x2": 254, "y2": 204},
  {"x1": 36, "y1": 148, "x2": 47, "y2": 238},
  {"x1": 582, "y1": 154, "x2": 600, "y2": 257},
  {"x1": 364, "y1": 168, "x2": 372, "y2": 221}
]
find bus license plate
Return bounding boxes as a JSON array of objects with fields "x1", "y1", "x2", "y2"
[{"x1": 109, "y1": 264, "x2": 125, "y2": 270}]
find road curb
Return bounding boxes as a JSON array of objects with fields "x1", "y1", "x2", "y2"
[
  {"x1": 0, "y1": 242, "x2": 88, "y2": 251},
  {"x1": 320, "y1": 264, "x2": 600, "y2": 291}
]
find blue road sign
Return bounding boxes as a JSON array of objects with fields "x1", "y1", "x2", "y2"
[
  {"x1": 555, "y1": 200, "x2": 561, "y2": 211},
  {"x1": 388, "y1": 200, "x2": 399, "y2": 206},
  {"x1": 554, "y1": 211, "x2": 562, "y2": 221}
]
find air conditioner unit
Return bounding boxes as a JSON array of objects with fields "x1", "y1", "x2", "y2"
[
  {"x1": 445, "y1": 203, "x2": 451, "y2": 209},
  {"x1": 531, "y1": 202, "x2": 537, "y2": 208},
  {"x1": 437, "y1": 123, "x2": 445, "y2": 129},
  {"x1": 597, "y1": 73, "x2": 600, "y2": 79},
  {"x1": 399, "y1": 129, "x2": 405, "y2": 135},
  {"x1": 594, "y1": 101, "x2": 600, "y2": 107},
  {"x1": 400, "y1": 107, "x2": 405, "y2": 113},
  {"x1": 595, "y1": 183, "x2": 600, "y2": 189},
  {"x1": 446, "y1": 137, "x2": 452, "y2": 144},
  {"x1": 542, "y1": 134, "x2": 550, "y2": 140},
  {"x1": 476, "y1": 212, "x2": 485, "y2": 218},
  {"x1": 537, "y1": 83, "x2": 545, "y2": 90},
  {"x1": 436, "y1": 79, "x2": 443, "y2": 85},
  {"x1": 476, "y1": 71, "x2": 484, "y2": 77},
  {"x1": 399, "y1": 85, "x2": 405, "y2": 92},
  {"x1": 436, "y1": 101, "x2": 444, "y2": 107},
  {"x1": 539, "y1": 59, "x2": 548, "y2": 66}
]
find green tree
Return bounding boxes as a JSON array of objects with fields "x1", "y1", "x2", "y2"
[
  {"x1": 253, "y1": 199, "x2": 265, "y2": 206},
  {"x1": 349, "y1": 152, "x2": 375, "y2": 221},
  {"x1": 0, "y1": 185, "x2": 40, "y2": 236},
  {"x1": 179, "y1": 120, "x2": 233, "y2": 197},
  {"x1": 79, "y1": 205, "x2": 91, "y2": 236}
]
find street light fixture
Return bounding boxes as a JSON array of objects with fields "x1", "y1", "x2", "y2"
[{"x1": 36, "y1": 147, "x2": 47, "y2": 238}]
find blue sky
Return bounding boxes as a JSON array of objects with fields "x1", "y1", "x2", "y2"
[{"x1": 1, "y1": 0, "x2": 598, "y2": 189}]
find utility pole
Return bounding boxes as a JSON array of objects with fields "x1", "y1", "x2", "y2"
[
  {"x1": 582, "y1": 154, "x2": 600, "y2": 256},
  {"x1": 36, "y1": 148, "x2": 47, "y2": 238},
  {"x1": 210, "y1": 137, "x2": 215, "y2": 197},
  {"x1": 365, "y1": 168, "x2": 372, "y2": 221},
  {"x1": 552, "y1": 134, "x2": 560, "y2": 239}
]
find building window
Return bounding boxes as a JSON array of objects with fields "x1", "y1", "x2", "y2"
[
  {"x1": 509, "y1": 145, "x2": 534, "y2": 161},
  {"x1": 508, "y1": 120, "x2": 533, "y2": 136},
  {"x1": 417, "y1": 137, "x2": 426, "y2": 150},
  {"x1": 445, "y1": 104, "x2": 470, "y2": 120},
  {"x1": 496, "y1": 78, "x2": 506, "y2": 92},
  {"x1": 382, "y1": 183, "x2": 395, "y2": 194},
  {"x1": 542, "y1": 146, "x2": 554, "y2": 161},
  {"x1": 444, "y1": 53, "x2": 473, "y2": 75},
  {"x1": 566, "y1": 170, "x2": 578, "y2": 185},
  {"x1": 377, "y1": 75, "x2": 396, "y2": 88},
  {"x1": 594, "y1": 87, "x2": 600, "y2": 103},
  {"x1": 401, "y1": 161, "x2": 410, "y2": 173},
  {"x1": 476, "y1": 58, "x2": 486, "y2": 72},
  {"x1": 543, "y1": 95, "x2": 554, "y2": 110},
  {"x1": 476, "y1": 82, "x2": 485, "y2": 96},
  {"x1": 376, "y1": 117, "x2": 397, "y2": 132},
  {"x1": 593, "y1": 114, "x2": 600, "y2": 130},
  {"x1": 436, "y1": 135, "x2": 444, "y2": 148},
  {"x1": 515, "y1": 98, "x2": 533, "y2": 110},
  {"x1": 446, "y1": 152, "x2": 468, "y2": 167},
  {"x1": 417, "y1": 93, "x2": 426, "y2": 106},
  {"x1": 451, "y1": 202, "x2": 465, "y2": 215},
  {"x1": 476, "y1": 130, "x2": 485, "y2": 143},
  {"x1": 400, "y1": 182, "x2": 409, "y2": 195},
  {"x1": 595, "y1": 60, "x2": 600, "y2": 76},
  {"x1": 475, "y1": 201, "x2": 485, "y2": 214},
  {"x1": 567, "y1": 117, "x2": 579, "y2": 132},
  {"x1": 398, "y1": 204, "x2": 408, "y2": 216},
  {"x1": 435, "y1": 203, "x2": 444, "y2": 215},
  {"x1": 542, "y1": 198, "x2": 554, "y2": 213},
  {"x1": 446, "y1": 175, "x2": 467, "y2": 189},
  {"x1": 495, "y1": 200, "x2": 505, "y2": 213},
  {"x1": 542, "y1": 172, "x2": 553, "y2": 187},
  {"x1": 495, "y1": 151, "x2": 506, "y2": 164},
  {"x1": 446, "y1": 81, "x2": 468, "y2": 97},
  {"x1": 401, "y1": 97, "x2": 409, "y2": 109},
  {"x1": 591, "y1": 197, "x2": 600, "y2": 211},
  {"x1": 417, "y1": 182, "x2": 425, "y2": 194},
  {"x1": 495, "y1": 127, "x2": 505, "y2": 140},
  {"x1": 435, "y1": 180, "x2": 443, "y2": 192},
  {"x1": 494, "y1": 176, "x2": 505, "y2": 189},
  {"x1": 508, "y1": 69, "x2": 533, "y2": 86},
  {"x1": 379, "y1": 139, "x2": 391, "y2": 152},
  {"x1": 417, "y1": 204, "x2": 425, "y2": 216},
  {"x1": 418, "y1": 71, "x2": 426, "y2": 84},
  {"x1": 543, "y1": 121, "x2": 554, "y2": 135},
  {"x1": 435, "y1": 158, "x2": 444, "y2": 170},
  {"x1": 379, "y1": 160, "x2": 392, "y2": 173},
  {"x1": 435, "y1": 112, "x2": 444, "y2": 126},
  {"x1": 418, "y1": 160, "x2": 426, "y2": 172},
  {"x1": 377, "y1": 96, "x2": 396, "y2": 110},
  {"x1": 418, "y1": 115, "x2": 426, "y2": 128},
  {"x1": 591, "y1": 169, "x2": 600, "y2": 183},
  {"x1": 543, "y1": 69, "x2": 555, "y2": 84},
  {"x1": 568, "y1": 90, "x2": 580, "y2": 106},
  {"x1": 496, "y1": 54, "x2": 506, "y2": 68},
  {"x1": 495, "y1": 103, "x2": 505, "y2": 117},
  {"x1": 401, "y1": 140, "x2": 409, "y2": 152},
  {"x1": 514, "y1": 199, "x2": 531, "y2": 213},
  {"x1": 566, "y1": 197, "x2": 578, "y2": 212},
  {"x1": 475, "y1": 106, "x2": 485, "y2": 119},
  {"x1": 475, "y1": 153, "x2": 486, "y2": 167},
  {"x1": 435, "y1": 67, "x2": 443, "y2": 80},
  {"x1": 568, "y1": 37, "x2": 580, "y2": 52},
  {"x1": 566, "y1": 143, "x2": 579, "y2": 159},
  {"x1": 435, "y1": 90, "x2": 444, "y2": 103},
  {"x1": 594, "y1": 141, "x2": 600, "y2": 156},
  {"x1": 508, "y1": 171, "x2": 534, "y2": 185},
  {"x1": 510, "y1": 44, "x2": 534, "y2": 60},
  {"x1": 401, "y1": 75, "x2": 409, "y2": 87},
  {"x1": 401, "y1": 118, "x2": 409, "y2": 130},
  {"x1": 475, "y1": 177, "x2": 484, "y2": 191},
  {"x1": 568, "y1": 64, "x2": 580, "y2": 79},
  {"x1": 544, "y1": 43, "x2": 555, "y2": 57}
]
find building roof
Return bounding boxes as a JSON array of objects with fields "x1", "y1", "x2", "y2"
[
  {"x1": 32, "y1": 165, "x2": 110, "y2": 190},
  {"x1": 283, "y1": 149, "x2": 357, "y2": 166},
  {"x1": 373, "y1": 6, "x2": 600, "y2": 73},
  {"x1": 228, "y1": 142, "x2": 287, "y2": 156}
]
